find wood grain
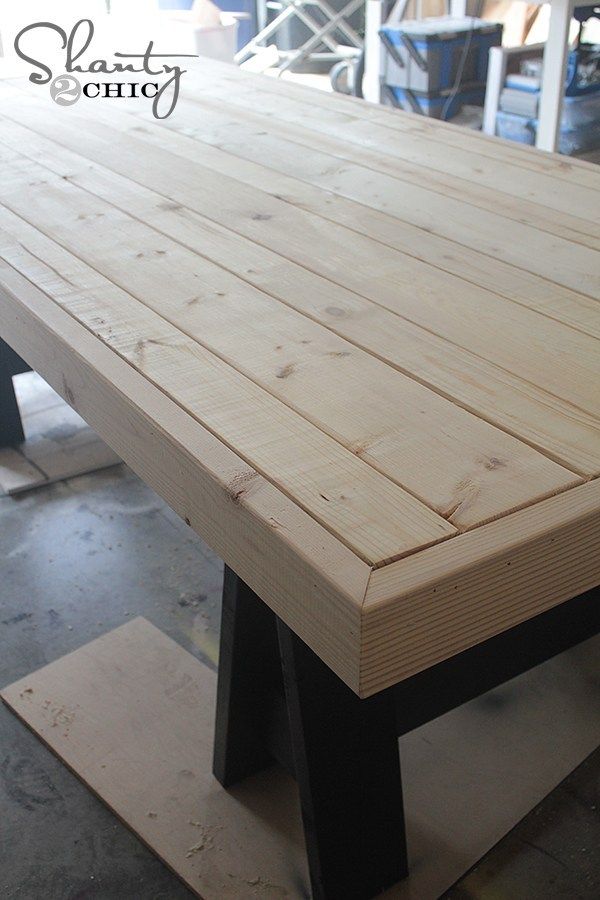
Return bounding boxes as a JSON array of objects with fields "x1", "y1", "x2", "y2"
[
  {"x1": 0, "y1": 617, "x2": 311, "y2": 899},
  {"x1": 0, "y1": 147, "x2": 579, "y2": 536},
  {"x1": 0, "y1": 261, "x2": 368, "y2": 689},
  {"x1": 362, "y1": 480, "x2": 600, "y2": 695},
  {"x1": 3, "y1": 84, "x2": 599, "y2": 339},
  {"x1": 4, "y1": 617, "x2": 598, "y2": 897},
  {"x1": 137, "y1": 96, "x2": 600, "y2": 339},
  {"x1": 189, "y1": 58, "x2": 600, "y2": 193},
  {"x1": 0, "y1": 107, "x2": 597, "y2": 479},
  {"x1": 176, "y1": 73, "x2": 600, "y2": 248},
  {"x1": 0, "y1": 65, "x2": 598, "y2": 694},
  {"x1": 3, "y1": 95, "x2": 596, "y2": 421}
]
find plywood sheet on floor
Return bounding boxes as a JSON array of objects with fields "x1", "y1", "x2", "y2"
[
  {"x1": 2, "y1": 618, "x2": 599, "y2": 899},
  {"x1": 0, "y1": 372, "x2": 121, "y2": 495}
]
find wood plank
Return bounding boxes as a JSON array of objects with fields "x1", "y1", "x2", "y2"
[
  {"x1": 1, "y1": 618, "x2": 310, "y2": 900},
  {"x1": 4, "y1": 82, "x2": 599, "y2": 308},
  {"x1": 0, "y1": 153, "x2": 579, "y2": 535},
  {"x1": 367, "y1": 107, "x2": 600, "y2": 191},
  {"x1": 149, "y1": 95, "x2": 600, "y2": 336},
  {"x1": 0, "y1": 260, "x2": 370, "y2": 688},
  {"x1": 156, "y1": 127, "x2": 600, "y2": 337},
  {"x1": 0, "y1": 446, "x2": 45, "y2": 494},
  {"x1": 7, "y1": 78, "x2": 598, "y2": 344},
  {"x1": 4, "y1": 617, "x2": 599, "y2": 898},
  {"x1": 2, "y1": 102, "x2": 597, "y2": 422},
  {"x1": 15, "y1": 76, "x2": 600, "y2": 298},
  {"x1": 0, "y1": 119, "x2": 595, "y2": 479},
  {"x1": 178, "y1": 66, "x2": 600, "y2": 236},
  {"x1": 0, "y1": 69, "x2": 598, "y2": 701},
  {"x1": 159, "y1": 87, "x2": 599, "y2": 295},
  {"x1": 0, "y1": 224, "x2": 450, "y2": 569},
  {"x1": 361, "y1": 480, "x2": 600, "y2": 695},
  {"x1": 176, "y1": 74, "x2": 600, "y2": 247},
  {"x1": 190, "y1": 59, "x2": 600, "y2": 192},
  {"x1": 181, "y1": 89, "x2": 600, "y2": 247}
]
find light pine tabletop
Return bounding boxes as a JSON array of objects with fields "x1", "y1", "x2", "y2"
[{"x1": 0, "y1": 60, "x2": 598, "y2": 696}]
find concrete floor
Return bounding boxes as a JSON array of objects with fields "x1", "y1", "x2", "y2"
[
  {"x1": 447, "y1": 748, "x2": 600, "y2": 899},
  {"x1": 0, "y1": 465, "x2": 210, "y2": 899},
  {"x1": 1, "y1": 461, "x2": 599, "y2": 899}
]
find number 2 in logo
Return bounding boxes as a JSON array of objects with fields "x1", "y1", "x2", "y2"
[{"x1": 50, "y1": 74, "x2": 82, "y2": 106}]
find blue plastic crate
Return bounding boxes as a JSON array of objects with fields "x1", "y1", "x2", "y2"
[
  {"x1": 381, "y1": 16, "x2": 502, "y2": 94},
  {"x1": 387, "y1": 84, "x2": 486, "y2": 119},
  {"x1": 496, "y1": 109, "x2": 600, "y2": 155}
]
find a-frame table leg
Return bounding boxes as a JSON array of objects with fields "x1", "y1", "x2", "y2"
[
  {"x1": 277, "y1": 621, "x2": 407, "y2": 900},
  {"x1": 0, "y1": 338, "x2": 28, "y2": 448},
  {"x1": 213, "y1": 566, "x2": 408, "y2": 900},
  {"x1": 213, "y1": 566, "x2": 283, "y2": 785}
]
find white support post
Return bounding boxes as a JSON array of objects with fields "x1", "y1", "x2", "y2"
[
  {"x1": 449, "y1": 0, "x2": 468, "y2": 16},
  {"x1": 363, "y1": 0, "x2": 384, "y2": 103},
  {"x1": 482, "y1": 45, "x2": 507, "y2": 136},
  {"x1": 536, "y1": 0, "x2": 573, "y2": 152}
]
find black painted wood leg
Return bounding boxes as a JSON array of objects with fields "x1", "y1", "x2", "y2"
[
  {"x1": 213, "y1": 566, "x2": 408, "y2": 900},
  {"x1": 0, "y1": 341, "x2": 26, "y2": 448},
  {"x1": 277, "y1": 622, "x2": 407, "y2": 900},
  {"x1": 213, "y1": 566, "x2": 283, "y2": 785}
]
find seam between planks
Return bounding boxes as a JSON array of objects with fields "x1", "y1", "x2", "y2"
[
  {"x1": 143, "y1": 101, "x2": 600, "y2": 335},
  {"x1": 86, "y1": 87, "x2": 600, "y2": 302},
  {"x1": 358, "y1": 477, "x2": 600, "y2": 694},
  {"x1": 0, "y1": 110, "x2": 597, "y2": 444},
  {"x1": 365, "y1": 476, "x2": 600, "y2": 605},
  {"x1": 4, "y1": 219, "x2": 586, "y2": 575},
  {"x1": 0, "y1": 232, "x2": 455, "y2": 565},
  {"x1": 0, "y1": 118, "x2": 596, "y2": 482},
  {"x1": 174, "y1": 66, "x2": 600, "y2": 243},
  {"x1": 0, "y1": 265, "x2": 369, "y2": 688},
  {"x1": 2, "y1": 81, "x2": 599, "y2": 309},
  {"x1": 0, "y1": 149, "x2": 594, "y2": 502},
  {"x1": 43, "y1": 89, "x2": 600, "y2": 313},
  {"x1": 178, "y1": 86, "x2": 597, "y2": 251},
  {"x1": 191, "y1": 61, "x2": 600, "y2": 190},
  {"x1": 2, "y1": 84, "x2": 599, "y2": 335}
]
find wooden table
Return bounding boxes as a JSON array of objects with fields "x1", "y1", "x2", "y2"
[{"x1": 0, "y1": 60, "x2": 599, "y2": 899}]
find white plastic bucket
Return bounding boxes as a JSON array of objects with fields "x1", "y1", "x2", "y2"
[
  {"x1": 159, "y1": 11, "x2": 239, "y2": 62},
  {"x1": 190, "y1": 14, "x2": 239, "y2": 62}
]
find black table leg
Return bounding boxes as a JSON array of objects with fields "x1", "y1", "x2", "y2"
[
  {"x1": 0, "y1": 339, "x2": 27, "y2": 448},
  {"x1": 213, "y1": 571, "x2": 598, "y2": 898},
  {"x1": 213, "y1": 566, "x2": 408, "y2": 900},
  {"x1": 277, "y1": 622, "x2": 407, "y2": 900},
  {"x1": 213, "y1": 566, "x2": 283, "y2": 785}
]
